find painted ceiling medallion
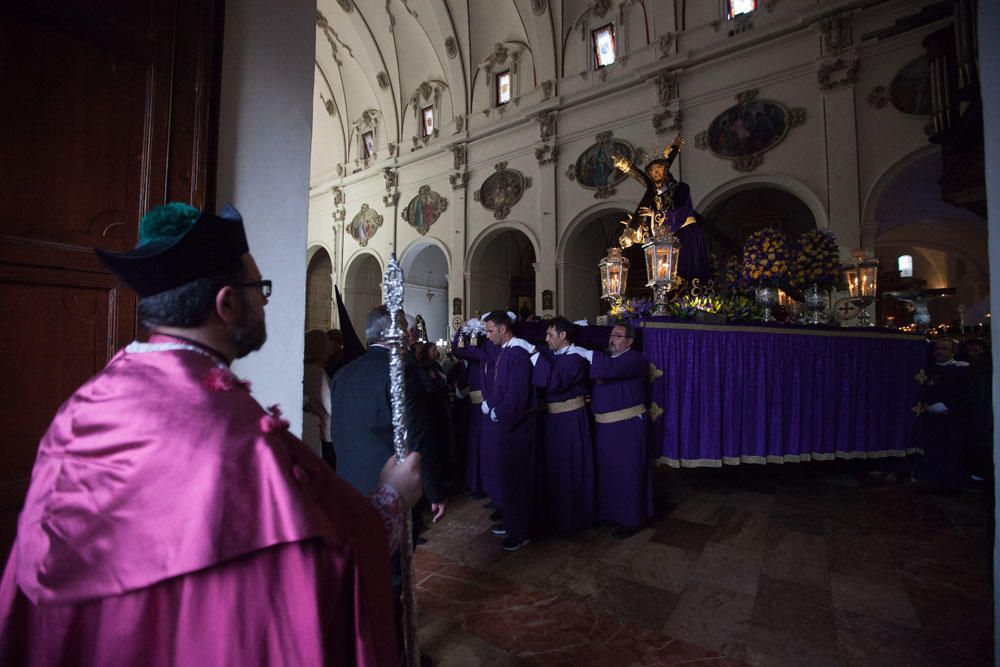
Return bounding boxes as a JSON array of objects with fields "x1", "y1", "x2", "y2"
[
  {"x1": 474, "y1": 162, "x2": 531, "y2": 220},
  {"x1": 402, "y1": 186, "x2": 448, "y2": 235},
  {"x1": 347, "y1": 203, "x2": 383, "y2": 246}
]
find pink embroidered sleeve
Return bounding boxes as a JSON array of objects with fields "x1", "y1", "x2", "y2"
[{"x1": 368, "y1": 484, "x2": 402, "y2": 552}]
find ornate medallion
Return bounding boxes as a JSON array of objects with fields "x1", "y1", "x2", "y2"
[
  {"x1": 693, "y1": 89, "x2": 805, "y2": 173},
  {"x1": 474, "y1": 162, "x2": 531, "y2": 220},
  {"x1": 570, "y1": 132, "x2": 634, "y2": 199},
  {"x1": 402, "y1": 186, "x2": 448, "y2": 235},
  {"x1": 347, "y1": 203, "x2": 383, "y2": 246}
]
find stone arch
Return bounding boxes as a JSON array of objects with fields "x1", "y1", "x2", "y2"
[
  {"x1": 305, "y1": 245, "x2": 333, "y2": 331},
  {"x1": 466, "y1": 223, "x2": 538, "y2": 318},
  {"x1": 556, "y1": 202, "x2": 634, "y2": 320},
  {"x1": 342, "y1": 250, "x2": 384, "y2": 344},
  {"x1": 861, "y1": 145, "x2": 938, "y2": 249},
  {"x1": 696, "y1": 174, "x2": 829, "y2": 235},
  {"x1": 699, "y1": 184, "x2": 820, "y2": 258},
  {"x1": 399, "y1": 239, "x2": 450, "y2": 342}
]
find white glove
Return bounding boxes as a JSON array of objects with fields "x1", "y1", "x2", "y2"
[
  {"x1": 569, "y1": 346, "x2": 593, "y2": 363},
  {"x1": 509, "y1": 337, "x2": 536, "y2": 354},
  {"x1": 530, "y1": 351, "x2": 540, "y2": 366},
  {"x1": 490, "y1": 408, "x2": 498, "y2": 423},
  {"x1": 481, "y1": 401, "x2": 490, "y2": 415},
  {"x1": 926, "y1": 402, "x2": 949, "y2": 415},
  {"x1": 573, "y1": 320, "x2": 588, "y2": 326}
]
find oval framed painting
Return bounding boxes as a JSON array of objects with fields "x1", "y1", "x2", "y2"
[
  {"x1": 574, "y1": 139, "x2": 634, "y2": 189},
  {"x1": 706, "y1": 99, "x2": 792, "y2": 159}
]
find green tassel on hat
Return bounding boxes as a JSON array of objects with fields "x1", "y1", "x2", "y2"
[{"x1": 138, "y1": 202, "x2": 200, "y2": 245}]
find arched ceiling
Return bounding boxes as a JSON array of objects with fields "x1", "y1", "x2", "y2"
[{"x1": 313, "y1": 0, "x2": 628, "y2": 176}]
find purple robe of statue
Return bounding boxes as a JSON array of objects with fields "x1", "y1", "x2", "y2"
[
  {"x1": 482, "y1": 342, "x2": 540, "y2": 539},
  {"x1": 532, "y1": 347, "x2": 595, "y2": 533},
  {"x1": 0, "y1": 336, "x2": 398, "y2": 666},
  {"x1": 590, "y1": 348, "x2": 653, "y2": 529}
]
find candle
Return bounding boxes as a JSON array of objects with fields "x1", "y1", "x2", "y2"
[
  {"x1": 657, "y1": 259, "x2": 668, "y2": 280},
  {"x1": 609, "y1": 274, "x2": 620, "y2": 293}
]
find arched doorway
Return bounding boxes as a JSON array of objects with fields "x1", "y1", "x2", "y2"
[
  {"x1": 305, "y1": 247, "x2": 333, "y2": 331},
  {"x1": 401, "y1": 242, "x2": 449, "y2": 341},
  {"x1": 872, "y1": 152, "x2": 988, "y2": 327},
  {"x1": 703, "y1": 187, "x2": 817, "y2": 262},
  {"x1": 560, "y1": 208, "x2": 646, "y2": 321},
  {"x1": 342, "y1": 253, "x2": 382, "y2": 344},
  {"x1": 467, "y1": 228, "x2": 536, "y2": 319}
]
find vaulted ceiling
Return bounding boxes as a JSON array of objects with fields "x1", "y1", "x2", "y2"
[{"x1": 311, "y1": 0, "x2": 658, "y2": 179}]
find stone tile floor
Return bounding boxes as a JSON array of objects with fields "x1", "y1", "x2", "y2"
[{"x1": 414, "y1": 462, "x2": 994, "y2": 666}]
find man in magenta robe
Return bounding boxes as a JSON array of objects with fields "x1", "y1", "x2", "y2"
[
  {"x1": 0, "y1": 203, "x2": 421, "y2": 666},
  {"x1": 531, "y1": 317, "x2": 595, "y2": 534},
  {"x1": 571, "y1": 323, "x2": 652, "y2": 539},
  {"x1": 480, "y1": 311, "x2": 539, "y2": 551}
]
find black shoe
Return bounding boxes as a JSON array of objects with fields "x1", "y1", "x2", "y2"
[
  {"x1": 415, "y1": 536, "x2": 428, "y2": 546},
  {"x1": 483, "y1": 501, "x2": 496, "y2": 510},
  {"x1": 490, "y1": 523, "x2": 508, "y2": 536},
  {"x1": 502, "y1": 536, "x2": 530, "y2": 551},
  {"x1": 469, "y1": 491, "x2": 488, "y2": 500},
  {"x1": 612, "y1": 526, "x2": 637, "y2": 541},
  {"x1": 489, "y1": 509, "x2": 503, "y2": 522}
]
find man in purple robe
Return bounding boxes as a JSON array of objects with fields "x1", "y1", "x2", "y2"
[
  {"x1": 480, "y1": 310, "x2": 539, "y2": 551},
  {"x1": 531, "y1": 317, "x2": 594, "y2": 534},
  {"x1": 571, "y1": 323, "x2": 652, "y2": 539},
  {"x1": 451, "y1": 330, "x2": 489, "y2": 499},
  {"x1": 0, "y1": 203, "x2": 422, "y2": 666}
]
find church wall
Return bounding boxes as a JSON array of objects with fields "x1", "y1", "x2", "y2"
[
  {"x1": 311, "y1": 0, "x2": 944, "y2": 325},
  {"x1": 219, "y1": 0, "x2": 316, "y2": 435}
]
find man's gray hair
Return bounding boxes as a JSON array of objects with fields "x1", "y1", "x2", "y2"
[{"x1": 365, "y1": 305, "x2": 407, "y2": 344}]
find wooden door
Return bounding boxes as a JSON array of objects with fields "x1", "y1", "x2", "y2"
[{"x1": 0, "y1": 1, "x2": 224, "y2": 558}]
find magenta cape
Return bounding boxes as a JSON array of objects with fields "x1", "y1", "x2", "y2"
[{"x1": 0, "y1": 342, "x2": 397, "y2": 665}]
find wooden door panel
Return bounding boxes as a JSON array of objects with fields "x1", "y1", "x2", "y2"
[
  {"x1": 0, "y1": 265, "x2": 124, "y2": 507},
  {"x1": 0, "y1": 16, "x2": 149, "y2": 251}
]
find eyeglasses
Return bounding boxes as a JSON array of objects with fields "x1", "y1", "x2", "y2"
[{"x1": 235, "y1": 280, "x2": 272, "y2": 298}]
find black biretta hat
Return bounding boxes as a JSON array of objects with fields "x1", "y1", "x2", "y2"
[{"x1": 95, "y1": 203, "x2": 249, "y2": 298}]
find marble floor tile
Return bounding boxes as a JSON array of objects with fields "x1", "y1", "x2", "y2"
[
  {"x1": 664, "y1": 581, "x2": 756, "y2": 661},
  {"x1": 708, "y1": 508, "x2": 771, "y2": 552},
  {"x1": 649, "y1": 517, "x2": 715, "y2": 552},
  {"x1": 723, "y1": 490, "x2": 776, "y2": 513},
  {"x1": 761, "y1": 527, "x2": 829, "y2": 589},
  {"x1": 824, "y1": 520, "x2": 897, "y2": 582},
  {"x1": 750, "y1": 574, "x2": 837, "y2": 652},
  {"x1": 669, "y1": 491, "x2": 729, "y2": 525},
  {"x1": 829, "y1": 572, "x2": 920, "y2": 628},
  {"x1": 606, "y1": 540, "x2": 700, "y2": 594},
  {"x1": 832, "y1": 609, "x2": 934, "y2": 667},
  {"x1": 419, "y1": 613, "x2": 531, "y2": 666},
  {"x1": 692, "y1": 541, "x2": 763, "y2": 597}
]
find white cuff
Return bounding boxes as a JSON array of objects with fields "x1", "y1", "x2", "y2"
[
  {"x1": 926, "y1": 402, "x2": 949, "y2": 414},
  {"x1": 481, "y1": 401, "x2": 490, "y2": 415},
  {"x1": 490, "y1": 408, "x2": 498, "y2": 422}
]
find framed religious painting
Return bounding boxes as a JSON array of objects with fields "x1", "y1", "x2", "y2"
[
  {"x1": 889, "y1": 58, "x2": 931, "y2": 116},
  {"x1": 694, "y1": 90, "x2": 805, "y2": 173},
  {"x1": 496, "y1": 71, "x2": 511, "y2": 106}
]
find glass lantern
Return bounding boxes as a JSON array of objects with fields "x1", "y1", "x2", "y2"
[
  {"x1": 642, "y1": 232, "x2": 680, "y2": 316},
  {"x1": 843, "y1": 252, "x2": 879, "y2": 326},
  {"x1": 599, "y1": 247, "x2": 629, "y2": 303}
]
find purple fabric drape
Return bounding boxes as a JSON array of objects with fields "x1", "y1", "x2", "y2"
[
  {"x1": 643, "y1": 322, "x2": 925, "y2": 466},
  {"x1": 517, "y1": 320, "x2": 925, "y2": 467}
]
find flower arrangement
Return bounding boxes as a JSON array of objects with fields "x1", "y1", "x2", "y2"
[
  {"x1": 790, "y1": 229, "x2": 841, "y2": 289},
  {"x1": 460, "y1": 317, "x2": 486, "y2": 337},
  {"x1": 666, "y1": 294, "x2": 723, "y2": 319},
  {"x1": 609, "y1": 297, "x2": 653, "y2": 327},
  {"x1": 722, "y1": 294, "x2": 765, "y2": 322},
  {"x1": 720, "y1": 255, "x2": 753, "y2": 296},
  {"x1": 741, "y1": 227, "x2": 790, "y2": 285}
]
